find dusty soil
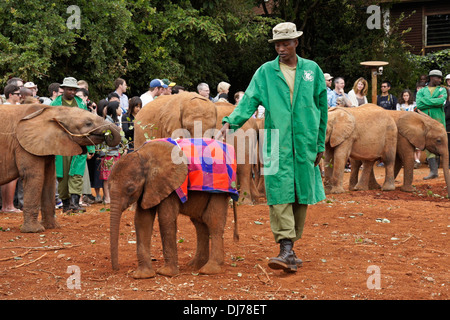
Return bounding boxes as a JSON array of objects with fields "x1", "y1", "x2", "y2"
[{"x1": 0, "y1": 166, "x2": 448, "y2": 301}]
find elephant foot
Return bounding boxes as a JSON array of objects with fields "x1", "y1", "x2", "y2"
[
  {"x1": 187, "y1": 257, "x2": 208, "y2": 270},
  {"x1": 41, "y1": 218, "x2": 60, "y2": 230},
  {"x1": 20, "y1": 222, "x2": 45, "y2": 233},
  {"x1": 199, "y1": 261, "x2": 222, "y2": 275},
  {"x1": 381, "y1": 183, "x2": 395, "y2": 191},
  {"x1": 133, "y1": 266, "x2": 156, "y2": 279},
  {"x1": 327, "y1": 186, "x2": 346, "y2": 194},
  {"x1": 157, "y1": 265, "x2": 179, "y2": 277},
  {"x1": 353, "y1": 183, "x2": 369, "y2": 191},
  {"x1": 400, "y1": 185, "x2": 415, "y2": 193}
]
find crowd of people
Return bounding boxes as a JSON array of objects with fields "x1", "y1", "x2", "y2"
[
  {"x1": 0, "y1": 75, "x2": 246, "y2": 213},
  {"x1": 325, "y1": 70, "x2": 450, "y2": 173}
]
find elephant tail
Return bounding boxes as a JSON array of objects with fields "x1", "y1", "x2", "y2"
[{"x1": 233, "y1": 200, "x2": 239, "y2": 242}]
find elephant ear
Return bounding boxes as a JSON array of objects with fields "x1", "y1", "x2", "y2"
[
  {"x1": 327, "y1": 108, "x2": 355, "y2": 148},
  {"x1": 16, "y1": 106, "x2": 83, "y2": 156},
  {"x1": 140, "y1": 140, "x2": 188, "y2": 209},
  {"x1": 397, "y1": 112, "x2": 426, "y2": 150}
]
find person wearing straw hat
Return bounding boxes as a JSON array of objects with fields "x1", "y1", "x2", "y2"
[
  {"x1": 217, "y1": 22, "x2": 328, "y2": 273},
  {"x1": 51, "y1": 77, "x2": 95, "y2": 213},
  {"x1": 416, "y1": 70, "x2": 448, "y2": 179}
]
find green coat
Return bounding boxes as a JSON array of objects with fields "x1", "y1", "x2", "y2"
[
  {"x1": 416, "y1": 85, "x2": 448, "y2": 126},
  {"x1": 222, "y1": 55, "x2": 328, "y2": 205},
  {"x1": 51, "y1": 95, "x2": 95, "y2": 177}
]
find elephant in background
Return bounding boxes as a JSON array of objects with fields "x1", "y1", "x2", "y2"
[
  {"x1": 134, "y1": 92, "x2": 217, "y2": 148},
  {"x1": 350, "y1": 110, "x2": 450, "y2": 197},
  {"x1": 324, "y1": 104, "x2": 398, "y2": 193},
  {"x1": 215, "y1": 102, "x2": 262, "y2": 204},
  {"x1": 109, "y1": 140, "x2": 238, "y2": 278},
  {"x1": 0, "y1": 104, "x2": 121, "y2": 232}
]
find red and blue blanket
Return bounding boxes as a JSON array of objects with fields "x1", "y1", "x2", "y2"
[{"x1": 161, "y1": 138, "x2": 239, "y2": 202}]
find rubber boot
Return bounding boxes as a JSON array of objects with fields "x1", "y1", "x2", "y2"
[
  {"x1": 62, "y1": 199, "x2": 71, "y2": 213},
  {"x1": 268, "y1": 239, "x2": 297, "y2": 273},
  {"x1": 69, "y1": 194, "x2": 86, "y2": 213},
  {"x1": 423, "y1": 158, "x2": 438, "y2": 180}
]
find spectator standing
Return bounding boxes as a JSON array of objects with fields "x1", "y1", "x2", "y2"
[
  {"x1": 417, "y1": 70, "x2": 448, "y2": 179},
  {"x1": 114, "y1": 78, "x2": 129, "y2": 112},
  {"x1": 197, "y1": 83, "x2": 212, "y2": 101},
  {"x1": 213, "y1": 81, "x2": 231, "y2": 102},
  {"x1": 348, "y1": 77, "x2": 368, "y2": 107},
  {"x1": 51, "y1": 77, "x2": 95, "y2": 213},
  {"x1": 100, "y1": 101, "x2": 122, "y2": 204},
  {"x1": 172, "y1": 85, "x2": 185, "y2": 94},
  {"x1": 41, "y1": 83, "x2": 63, "y2": 105},
  {"x1": 377, "y1": 81, "x2": 397, "y2": 110},
  {"x1": 24, "y1": 82, "x2": 38, "y2": 98},
  {"x1": 324, "y1": 73, "x2": 334, "y2": 107},
  {"x1": 218, "y1": 22, "x2": 328, "y2": 273},
  {"x1": 234, "y1": 91, "x2": 244, "y2": 105},
  {"x1": 140, "y1": 79, "x2": 167, "y2": 106},
  {"x1": 0, "y1": 84, "x2": 22, "y2": 213},
  {"x1": 329, "y1": 77, "x2": 350, "y2": 107},
  {"x1": 396, "y1": 89, "x2": 416, "y2": 111},
  {"x1": 162, "y1": 79, "x2": 176, "y2": 95},
  {"x1": 122, "y1": 96, "x2": 142, "y2": 152}
]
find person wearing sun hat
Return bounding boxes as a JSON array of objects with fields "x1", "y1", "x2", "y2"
[
  {"x1": 51, "y1": 77, "x2": 94, "y2": 213},
  {"x1": 218, "y1": 22, "x2": 328, "y2": 273},
  {"x1": 416, "y1": 69, "x2": 448, "y2": 180}
]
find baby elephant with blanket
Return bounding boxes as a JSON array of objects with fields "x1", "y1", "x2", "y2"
[{"x1": 109, "y1": 138, "x2": 239, "y2": 278}]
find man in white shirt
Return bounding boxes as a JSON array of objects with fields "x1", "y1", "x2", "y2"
[
  {"x1": 140, "y1": 79, "x2": 168, "y2": 107},
  {"x1": 114, "y1": 78, "x2": 129, "y2": 112}
]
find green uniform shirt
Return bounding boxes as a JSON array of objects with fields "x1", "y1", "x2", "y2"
[
  {"x1": 51, "y1": 95, "x2": 95, "y2": 177},
  {"x1": 416, "y1": 85, "x2": 447, "y2": 126},
  {"x1": 222, "y1": 55, "x2": 328, "y2": 205}
]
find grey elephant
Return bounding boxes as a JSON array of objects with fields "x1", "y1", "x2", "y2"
[
  {"x1": 0, "y1": 104, "x2": 121, "y2": 232},
  {"x1": 109, "y1": 139, "x2": 238, "y2": 278}
]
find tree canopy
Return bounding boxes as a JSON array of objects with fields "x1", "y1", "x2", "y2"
[{"x1": 0, "y1": 0, "x2": 443, "y2": 102}]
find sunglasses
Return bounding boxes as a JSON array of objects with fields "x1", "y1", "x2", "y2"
[{"x1": 11, "y1": 92, "x2": 21, "y2": 96}]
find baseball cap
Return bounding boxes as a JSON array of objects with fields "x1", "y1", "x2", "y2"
[
  {"x1": 162, "y1": 79, "x2": 176, "y2": 87},
  {"x1": 149, "y1": 79, "x2": 168, "y2": 88}
]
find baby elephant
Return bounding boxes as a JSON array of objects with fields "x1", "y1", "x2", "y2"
[{"x1": 109, "y1": 138, "x2": 238, "y2": 278}]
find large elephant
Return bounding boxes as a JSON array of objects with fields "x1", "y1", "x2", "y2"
[
  {"x1": 349, "y1": 110, "x2": 450, "y2": 197},
  {"x1": 0, "y1": 104, "x2": 121, "y2": 233},
  {"x1": 215, "y1": 102, "x2": 261, "y2": 204},
  {"x1": 134, "y1": 92, "x2": 217, "y2": 148},
  {"x1": 109, "y1": 139, "x2": 238, "y2": 278},
  {"x1": 324, "y1": 104, "x2": 398, "y2": 193}
]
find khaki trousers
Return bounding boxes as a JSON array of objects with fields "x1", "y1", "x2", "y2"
[
  {"x1": 269, "y1": 203, "x2": 308, "y2": 243},
  {"x1": 57, "y1": 156, "x2": 84, "y2": 199}
]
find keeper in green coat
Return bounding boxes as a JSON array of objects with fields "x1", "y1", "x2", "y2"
[
  {"x1": 51, "y1": 77, "x2": 95, "y2": 213},
  {"x1": 416, "y1": 70, "x2": 448, "y2": 180},
  {"x1": 217, "y1": 22, "x2": 328, "y2": 273}
]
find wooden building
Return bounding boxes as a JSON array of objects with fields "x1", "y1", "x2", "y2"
[{"x1": 388, "y1": 0, "x2": 450, "y2": 55}]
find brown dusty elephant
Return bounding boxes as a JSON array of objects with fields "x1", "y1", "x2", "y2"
[
  {"x1": 349, "y1": 110, "x2": 450, "y2": 197},
  {"x1": 0, "y1": 104, "x2": 121, "y2": 232},
  {"x1": 215, "y1": 102, "x2": 261, "y2": 204},
  {"x1": 109, "y1": 140, "x2": 238, "y2": 278},
  {"x1": 324, "y1": 104, "x2": 398, "y2": 193},
  {"x1": 134, "y1": 91, "x2": 217, "y2": 148}
]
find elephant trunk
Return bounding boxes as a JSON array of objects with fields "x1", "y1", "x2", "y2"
[
  {"x1": 103, "y1": 123, "x2": 122, "y2": 148},
  {"x1": 110, "y1": 199, "x2": 125, "y2": 271}
]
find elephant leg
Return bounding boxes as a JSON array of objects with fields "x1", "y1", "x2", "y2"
[
  {"x1": 156, "y1": 194, "x2": 180, "y2": 277},
  {"x1": 399, "y1": 151, "x2": 415, "y2": 192},
  {"x1": 329, "y1": 145, "x2": 351, "y2": 194},
  {"x1": 187, "y1": 218, "x2": 210, "y2": 270},
  {"x1": 368, "y1": 164, "x2": 382, "y2": 190},
  {"x1": 323, "y1": 148, "x2": 333, "y2": 189},
  {"x1": 19, "y1": 158, "x2": 45, "y2": 233},
  {"x1": 382, "y1": 155, "x2": 396, "y2": 191},
  {"x1": 237, "y1": 164, "x2": 253, "y2": 204},
  {"x1": 40, "y1": 157, "x2": 59, "y2": 230},
  {"x1": 349, "y1": 159, "x2": 361, "y2": 190},
  {"x1": 354, "y1": 160, "x2": 375, "y2": 191},
  {"x1": 134, "y1": 205, "x2": 157, "y2": 279},
  {"x1": 198, "y1": 193, "x2": 228, "y2": 274}
]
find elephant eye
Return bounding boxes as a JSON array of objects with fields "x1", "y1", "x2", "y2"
[{"x1": 85, "y1": 121, "x2": 94, "y2": 127}]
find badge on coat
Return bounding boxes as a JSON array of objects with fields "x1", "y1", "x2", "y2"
[{"x1": 303, "y1": 70, "x2": 314, "y2": 82}]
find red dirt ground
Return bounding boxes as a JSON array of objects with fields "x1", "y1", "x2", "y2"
[{"x1": 0, "y1": 166, "x2": 448, "y2": 301}]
